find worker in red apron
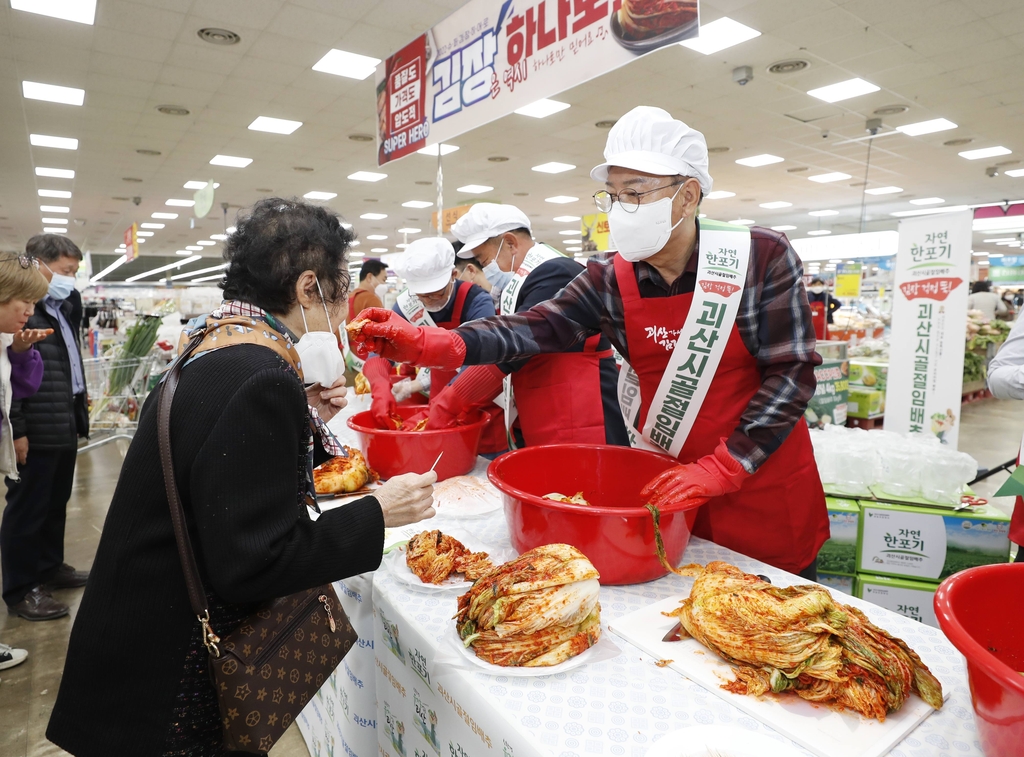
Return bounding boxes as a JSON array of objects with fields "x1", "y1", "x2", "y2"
[{"x1": 350, "y1": 106, "x2": 829, "y2": 576}]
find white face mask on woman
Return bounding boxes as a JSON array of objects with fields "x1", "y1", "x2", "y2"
[
  {"x1": 294, "y1": 277, "x2": 346, "y2": 387},
  {"x1": 608, "y1": 183, "x2": 685, "y2": 262}
]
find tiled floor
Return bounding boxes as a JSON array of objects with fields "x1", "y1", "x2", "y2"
[{"x1": 1, "y1": 397, "x2": 1022, "y2": 756}]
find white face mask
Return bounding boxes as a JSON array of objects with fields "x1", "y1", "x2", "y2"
[
  {"x1": 482, "y1": 238, "x2": 514, "y2": 292},
  {"x1": 374, "y1": 282, "x2": 388, "y2": 299},
  {"x1": 608, "y1": 183, "x2": 685, "y2": 262},
  {"x1": 294, "y1": 278, "x2": 346, "y2": 387},
  {"x1": 809, "y1": 286, "x2": 825, "y2": 294}
]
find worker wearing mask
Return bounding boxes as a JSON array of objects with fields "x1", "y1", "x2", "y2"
[
  {"x1": 806, "y1": 278, "x2": 840, "y2": 324},
  {"x1": 351, "y1": 106, "x2": 828, "y2": 577}
]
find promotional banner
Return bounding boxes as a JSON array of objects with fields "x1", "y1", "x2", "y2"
[
  {"x1": 884, "y1": 211, "x2": 972, "y2": 448},
  {"x1": 123, "y1": 223, "x2": 139, "y2": 262},
  {"x1": 376, "y1": 0, "x2": 700, "y2": 165},
  {"x1": 431, "y1": 204, "x2": 474, "y2": 233},
  {"x1": 581, "y1": 212, "x2": 609, "y2": 251},
  {"x1": 834, "y1": 263, "x2": 863, "y2": 298}
]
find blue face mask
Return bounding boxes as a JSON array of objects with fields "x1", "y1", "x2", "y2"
[{"x1": 42, "y1": 262, "x2": 76, "y2": 301}]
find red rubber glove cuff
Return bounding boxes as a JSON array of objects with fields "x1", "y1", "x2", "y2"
[
  {"x1": 351, "y1": 307, "x2": 466, "y2": 370},
  {"x1": 427, "y1": 364, "x2": 507, "y2": 429},
  {"x1": 641, "y1": 439, "x2": 750, "y2": 509},
  {"x1": 363, "y1": 357, "x2": 399, "y2": 429}
]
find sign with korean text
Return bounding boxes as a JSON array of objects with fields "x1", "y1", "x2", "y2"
[
  {"x1": 834, "y1": 263, "x2": 862, "y2": 298},
  {"x1": 375, "y1": 0, "x2": 700, "y2": 165},
  {"x1": 123, "y1": 223, "x2": 139, "y2": 262},
  {"x1": 581, "y1": 212, "x2": 609, "y2": 251},
  {"x1": 431, "y1": 204, "x2": 474, "y2": 233},
  {"x1": 884, "y1": 211, "x2": 972, "y2": 448}
]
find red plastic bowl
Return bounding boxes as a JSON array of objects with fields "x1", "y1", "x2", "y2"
[
  {"x1": 487, "y1": 444, "x2": 701, "y2": 585},
  {"x1": 934, "y1": 563, "x2": 1024, "y2": 757},
  {"x1": 347, "y1": 406, "x2": 487, "y2": 482}
]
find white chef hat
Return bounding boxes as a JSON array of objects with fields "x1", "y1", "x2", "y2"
[
  {"x1": 391, "y1": 237, "x2": 456, "y2": 294},
  {"x1": 590, "y1": 106, "x2": 713, "y2": 194},
  {"x1": 451, "y1": 203, "x2": 532, "y2": 258}
]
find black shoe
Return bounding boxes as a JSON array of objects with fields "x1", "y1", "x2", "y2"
[
  {"x1": 7, "y1": 587, "x2": 69, "y2": 621},
  {"x1": 43, "y1": 563, "x2": 89, "y2": 590}
]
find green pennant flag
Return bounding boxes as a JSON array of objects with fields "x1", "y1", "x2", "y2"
[{"x1": 994, "y1": 465, "x2": 1024, "y2": 498}]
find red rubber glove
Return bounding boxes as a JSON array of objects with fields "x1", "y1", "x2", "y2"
[
  {"x1": 427, "y1": 364, "x2": 507, "y2": 429},
  {"x1": 641, "y1": 439, "x2": 750, "y2": 509},
  {"x1": 350, "y1": 308, "x2": 466, "y2": 369},
  {"x1": 362, "y1": 357, "x2": 399, "y2": 430}
]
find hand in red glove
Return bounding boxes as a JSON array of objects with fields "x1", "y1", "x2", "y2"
[
  {"x1": 641, "y1": 439, "x2": 750, "y2": 509},
  {"x1": 362, "y1": 357, "x2": 400, "y2": 430},
  {"x1": 427, "y1": 364, "x2": 507, "y2": 429},
  {"x1": 350, "y1": 308, "x2": 466, "y2": 369}
]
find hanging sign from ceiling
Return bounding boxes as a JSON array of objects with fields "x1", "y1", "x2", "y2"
[
  {"x1": 375, "y1": 0, "x2": 700, "y2": 166},
  {"x1": 123, "y1": 223, "x2": 139, "y2": 262}
]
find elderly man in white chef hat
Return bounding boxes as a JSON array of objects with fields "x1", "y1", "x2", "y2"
[{"x1": 351, "y1": 106, "x2": 828, "y2": 578}]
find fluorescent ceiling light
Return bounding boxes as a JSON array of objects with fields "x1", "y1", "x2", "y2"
[
  {"x1": 40, "y1": 205, "x2": 69, "y2": 213},
  {"x1": 416, "y1": 143, "x2": 459, "y2": 156},
  {"x1": 864, "y1": 186, "x2": 903, "y2": 195},
  {"x1": 140, "y1": 223, "x2": 165, "y2": 229},
  {"x1": 35, "y1": 167, "x2": 74, "y2": 179},
  {"x1": 545, "y1": 195, "x2": 578, "y2": 204},
  {"x1": 169, "y1": 262, "x2": 229, "y2": 281},
  {"x1": 22, "y1": 80, "x2": 84, "y2": 106},
  {"x1": 996, "y1": 241, "x2": 1017, "y2": 245},
  {"x1": 11, "y1": 0, "x2": 95, "y2": 24},
  {"x1": 972, "y1": 251, "x2": 989, "y2": 256},
  {"x1": 910, "y1": 197, "x2": 944, "y2": 205},
  {"x1": 366, "y1": 234, "x2": 388, "y2": 240},
  {"x1": 890, "y1": 205, "x2": 970, "y2": 217},
  {"x1": 41, "y1": 217, "x2": 67, "y2": 224},
  {"x1": 136, "y1": 231, "x2": 154, "y2": 237},
  {"x1": 807, "y1": 78, "x2": 879, "y2": 103},
  {"x1": 341, "y1": 223, "x2": 353, "y2": 230},
  {"x1": 360, "y1": 212, "x2": 387, "y2": 220},
  {"x1": 679, "y1": 16, "x2": 760, "y2": 55},
  {"x1": 559, "y1": 230, "x2": 580, "y2": 235},
  {"x1": 807, "y1": 230, "x2": 832, "y2": 236},
  {"x1": 566, "y1": 247, "x2": 582, "y2": 252},
  {"x1": 1005, "y1": 169, "x2": 1024, "y2": 178},
  {"x1": 118, "y1": 244, "x2": 126, "y2": 249},
  {"x1": 457, "y1": 184, "x2": 493, "y2": 194},
  {"x1": 395, "y1": 243, "x2": 409, "y2": 249},
  {"x1": 514, "y1": 98, "x2": 570, "y2": 118},
  {"x1": 166, "y1": 199, "x2": 194, "y2": 207},
  {"x1": 759, "y1": 201, "x2": 792, "y2": 209},
  {"x1": 152, "y1": 212, "x2": 178, "y2": 219},
  {"x1": 312, "y1": 49, "x2": 381, "y2": 80},
  {"x1": 38, "y1": 189, "x2": 71, "y2": 198},
  {"x1": 136, "y1": 238, "x2": 145, "y2": 243},
  {"x1": 977, "y1": 261, "x2": 990, "y2": 266},
  {"x1": 808, "y1": 172, "x2": 852, "y2": 183},
  {"x1": 196, "y1": 240, "x2": 216, "y2": 246},
  {"x1": 303, "y1": 191, "x2": 337, "y2": 200},
  {"x1": 30, "y1": 134, "x2": 77, "y2": 150},
  {"x1": 125, "y1": 255, "x2": 203, "y2": 283},
  {"x1": 402, "y1": 200, "x2": 432, "y2": 208},
  {"x1": 90, "y1": 254, "x2": 128, "y2": 283},
  {"x1": 42, "y1": 227, "x2": 66, "y2": 233},
  {"x1": 989, "y1": 253, "x2": 1005, "y2": 258},
  {"x1": 248, "y1": 116, "x2": 302, "y2": 135},
  {"x1": 189, "y1": 273, "x2": 227, "y2": 283},
  {"x1": 771, "y1": 225, "x2": 797, "y2": 231},
  {"x1": 895, "y1": 118, "x2": 957, "y2": 136},
  {"x1": 736, "y1": 154, "x2": 784, "y2": 168},
  {"x1": 226, "y1": 226, "x2": 236, "y2": 234},
  {"x1": 705, "y1": 190, "x2": 737, "y2": 199},
  {"x1": 730, "y1": 218, "x2": 755, "y2": 225},
  {"x1": 210, "y1": 154, "x2": 252, "y2": 168},
  {"x1": 532, "y1": 161, "x2": 575, "y2": 174},
  {"x1": 397, "y1": 227, "x2": 420, "y2": 234},
  {"x1": 183, "y1": 181, "x2": 220, "y2": 190},
  {"x1": 553, "y1": 216, "x2": 580, "y2": 222},
  {"x1": 809, "y1": 209, "x2": 839, "y2": 217},
  {"x1": 350, "y1": 251, "x2": 365, "y2": 257},
  {"x1": 210, "y1": 234, "x2": 227, "y2": 241},
  {"x1": 370, "y1": 248, "x2": 388, "y2": 253},
  {"x1": 561, "y1": 238, "x2": 582, "y2": 244},
  {"x1": 348, "y1": 171, "x2": 387, "y2": 182},
  {"x1": 185, "y1": 245, "x2": 203, "y2": 251},
  {"x1": 175, "y1": 250, "x2": 193, "y2": 255},
  {"x1": 959, "y1": 146, "x2": 1011, "y2": 160},
  {"x1": 984, "y1": 238, "x2": 1017, "y2": 243}
]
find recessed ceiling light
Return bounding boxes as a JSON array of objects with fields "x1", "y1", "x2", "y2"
[
  {"x1": 679, "y1": 17, "x2": 760, "y2": 55},
  {"x1": 767, "y1": 59, "x2": 809, "y2": 75},
  {"x1": 895, "y1": 118, "x2": 957, "y2": 137},
  {"x1": 312, "y1": 49, "x2": 381, "y2": 80},
  {"x1": 186, "y1": 245, "x2": 203, "y2": 251},
  {"x1": 807, "y1": 229, "x2": 832, "y2": 236},
  {"x1": 248, "y1": 116, "x2": 303, "y2": 135},
  {"x1": 553, "y1": 216, "x2": 581, "y2": 222},
  {"x1": 166, "y1": 199, "x2": 195, "y2": 207},
  {"x1": 360, "y1": 212, "x2": 388, "y2": 220},
  {"x1": 136, "y1": 231, "x2": 154, "y2": 237},
  {"x1": 303, "y1": 191, "x2": 337, "y2": 201},
  {"x1": 1003, "y1": 168, "x2": 1024, "y2": 178},
  {"x1": 366, "y1": 234, "x2": 388, "y2": 240},
  {"x1": 808, "y1": 172, "x2": 852, "y2": 183},
  {"x1": 30, "y1": 134, "x2": 78, "y2": 150},
  {"x1": 864, "y1": 186, "x2": 903, "y2": 195},
  {"x1": 735, "y1": 154, "x2": 783, "y2": 167},
  {"x1": 873, "y1": 104, "x2": 909, "y2": 116},
  {"x1": 909, "y1": 197, "x2": 945, "y2": 205},
  {"x1": 41, "y1": 218, "x2": 67, "y2": 225},
  {"x1": 806, "y1": 77, "x2": 879, "y2": 103},
  {"x1": 210, "y1": 154, "x2": 252, "y2": 168},
  {"x1": 197, "y1": 240, "x2": 216, "y2": 246},
  {"x1": 38, "y1": 189, "x2": 71, "y2": 198},
  {"x1": 11, "y1": 0, "x2": 96, "y2": 24},
  {"x1": 210, "y1": 234, "x2": 227, "y2": 241},
  {"x1": 759, "y1": 201, "x2": 792, "y2": 209},
  {"x1": 458, "y1": 184, "x2": 493, "y2": 194},
  {"x1": 397, "y1": 227, "x2": 421, "y2": 234},
  {"x1": 959, "y1": 146, "x2": 1011, "y2": 160},
  {"x1": 890, "y1": 205, "x2": 970, "y2": 217},
  {"x1": 532, "y1": 161, "x2": 576, "y2": 174},
  {"x1": 705, "y1": 190, "x2": 736, "y2": 200},
  {"x1": 152, "y1": 212, "x2": 178, "y2": 219},
  {"x1": 559, "y1": 230, "x2": 581, "y2": 235},
  {"x1": 348, "y1": 171, "x2": 387, "y2": 182},
  {"x1": 42, "y1": 227, "x2": 66, "y2": 233},
  {"x1": 416, "y1": 143, "x2": 459, "y2": 156},
  {"x1": 402, "y1": 200, "x2": 433, "y2": 209},
  {"x1": 514, "y1": 99, "x2": 570, "y2": 118},
  {"x1": 809, "y1": 209, "x2": 839, "y2": 216},
  {"x1": 140, "y1": 223, "x2": 165, "y2": 229},
  {"x1": 370, "y1": 248, "x2": 388, "y2": 253},
  {"x1": 197, "y1": 27, "x2": 240, "y2": 45},
  {"x1": 22, "y1": 81, "x2": 85, "y2": 106},
  {"x1": 35, "y1": 167, "x2": 74, "y2": 179},
  {"x1": 40, "y1": 205, "x2": 69, "y2": 213},
  {"x1": 729, "y1": 219, "x2": 755, "y2": 226},
  {"x1": 183, "y1": 181, "x2": 220, "y2": 190},
  {"x1": 545, "y1": 196, "x2": 578, "y2": 204},
  {"x1": 771, "y1": 225, "x2": 797, "y2": 231}
]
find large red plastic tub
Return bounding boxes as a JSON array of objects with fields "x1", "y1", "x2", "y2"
[
  {"x1": 487, "y1": 444, "x2": 701, "y2": 585},
  {"x1": 347, "y1": 406, "x2": 487, "y2": 482},
  {"x1": 934, "y1": 562, "x2": 1024, "y2": 757}
]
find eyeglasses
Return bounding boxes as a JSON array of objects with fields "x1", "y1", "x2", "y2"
[
  {"x1": 0, "y1": 255, "x2": 40, "y2": 270},
  {"x1": 417, "y1": 280, "x2": 453, "y2": 305},
  {"x1": 593, "y1": 180, "x2": 685, "y2": 213}
]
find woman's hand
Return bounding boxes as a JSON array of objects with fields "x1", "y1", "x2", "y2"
[
  {"x1": 306, "y1": 375, "x2": 347, "y2": 422},
  {"x1": 374, "y1": 471, "x2": 436, "y2": 527},
  {"x1": 11, "y1": 328, "x2": 52, "y2": 353}
]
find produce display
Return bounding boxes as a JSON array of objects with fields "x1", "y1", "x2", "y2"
[
  {"x1": 963, "y1": 312, "x2": 1010, "y2": 385},
  {"x1": 456, "y1": 544, "x2": 602, "y2": 667},
  {"x1": 543, "y1": 491, "x2": 592, "y2": 506},
  {"x1": 313, "y1": 447, "x2": 377, "y2": 495},
  {"x1": 663, "y1": 562, "x2": 944, "y2": 722},
  {"x1": 405, "y1": 529, "x2": 493, "y2": 584}
]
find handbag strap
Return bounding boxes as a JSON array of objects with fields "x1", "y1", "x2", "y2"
[{"x1": 157, "y1": 327, "x2": 223, "y2": 657}]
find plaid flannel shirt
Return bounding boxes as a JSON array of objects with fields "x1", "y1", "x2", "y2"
[{"x1": 455, "y1": 224, "x2": 820, "y2": 472}]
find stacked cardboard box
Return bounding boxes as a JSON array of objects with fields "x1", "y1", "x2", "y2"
[{"x1": 817, "y1": 498, "x2": 859, "y2": 595}]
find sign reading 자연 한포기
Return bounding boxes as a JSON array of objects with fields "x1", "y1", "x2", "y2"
[
  {"x1": 375, "y1": 0, "x2": 701, "y2": 165},
  {"x1": 883, "y1": 210, "x2": 972, "y2": 448}
]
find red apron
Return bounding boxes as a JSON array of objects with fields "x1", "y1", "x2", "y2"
[{"x1": 614, "y1": 254, "x2": 829, "y2": 574}]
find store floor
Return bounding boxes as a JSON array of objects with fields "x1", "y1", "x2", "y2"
[{"x1": 1, "y1": 399, "x2": 1022, "y2": 757}]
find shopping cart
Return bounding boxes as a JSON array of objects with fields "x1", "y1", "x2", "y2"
[{"x1": 78, "y1": 350, "x2": 162, "y2": 453}]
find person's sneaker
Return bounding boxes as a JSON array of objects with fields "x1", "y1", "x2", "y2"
[
  {"x1": 7, "y1": 587, "x2": 69, "y2": 621},
  {"x1": 43, "y1": 563, "x2": 89, "y2": 590},
  {"x1": 0, "y1": 642, "x2": 28, "y2": 670}
]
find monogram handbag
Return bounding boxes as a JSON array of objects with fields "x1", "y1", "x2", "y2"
[{"x1": 158, "y1": 329, "x2": 358, "y2": 753}]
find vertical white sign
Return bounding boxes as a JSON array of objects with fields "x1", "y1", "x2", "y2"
[{"x1": 884, "y1": 210, "x2": 972, "y2": 448}]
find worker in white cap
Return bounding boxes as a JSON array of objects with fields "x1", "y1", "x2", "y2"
[{"x1": 350, "y1": 106, "x2": 828, "y2": 577}]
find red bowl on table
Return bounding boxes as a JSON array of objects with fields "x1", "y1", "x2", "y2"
[
  {"x1": 934, "y1": 563, "x2": 1024, "y2": 757},
  {"x1": 487, "y1": 444, "x2": 702, "y2": 585},
  {"x1": 347, "y1": 406, "x2": 487, "y2": 482}
]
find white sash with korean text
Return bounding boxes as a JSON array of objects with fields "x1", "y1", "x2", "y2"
[{"x1": 620, "y1": 220, "x2": 751, "y2": 459}]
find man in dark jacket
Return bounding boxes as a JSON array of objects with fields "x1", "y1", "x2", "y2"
[{"x1": 2, "y1": 234, "x2": 90, "y2": 621}]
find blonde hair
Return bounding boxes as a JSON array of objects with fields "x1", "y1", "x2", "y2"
[{"x1": 0, "y1": 253, "x2": 50, "y2": 305}]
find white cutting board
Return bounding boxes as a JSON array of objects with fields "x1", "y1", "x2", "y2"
[{"x1": 609, "y1": 595, "x2": 950, "y2": 757}]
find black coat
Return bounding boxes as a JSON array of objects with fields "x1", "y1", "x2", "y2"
[{"x1": 9, "y1": 290, "x2": 89, "y2": 449}]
